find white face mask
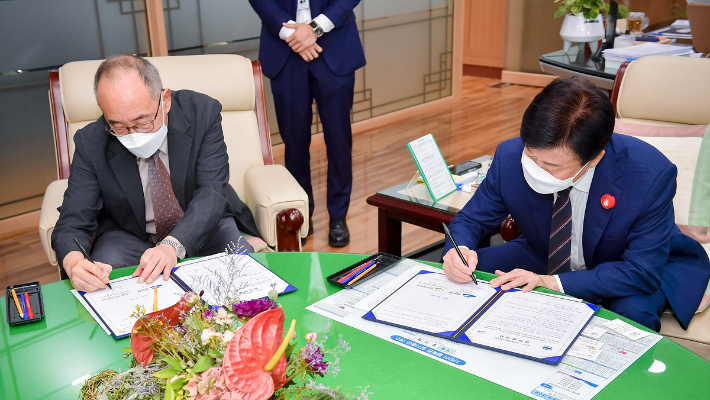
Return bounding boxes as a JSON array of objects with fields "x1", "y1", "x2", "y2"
[
  {"x1": 521, "y1": 151, "x2": 590, "y2": 195},
  {"x1": 116, "y1": 95, "x2": 168, "y2": 159}
]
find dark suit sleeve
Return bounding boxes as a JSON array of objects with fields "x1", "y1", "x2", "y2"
[
  {"x1": 322, "y1": 0, "x2": 361, "y2": 28},
  {"x1": 51, "y1": 133, "x2": 103, "y2": 270},
  {"x1": 558, "y1": 164, "x2": 676, "y2": 301},
  {"x1": 249, "y1": 0, "x2": 293, "y2": 38},
  {"x1": 445, "y1": 147, "x2": 510, "y2": 254},
  {"x1": 168, "y1": 101, "x2": 234, "y2": 256}
]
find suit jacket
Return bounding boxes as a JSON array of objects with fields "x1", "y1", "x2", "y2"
[
  {"x1": 249, "y1": 0, "x2": 366, "y2": 78},
  {"x1": 52, "y1": 90, "x2": 261, "y2": 268},
  {"x1": 445, "y1": 134, "x2": 710, "y2": 329}
]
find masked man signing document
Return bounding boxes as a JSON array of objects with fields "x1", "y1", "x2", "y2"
[
  {"x1": 443, "y1": 76, "x2": 710, "y2": 332},
  {"x1": 52, "y1": 55, "x2": 264, "y2": 293}
]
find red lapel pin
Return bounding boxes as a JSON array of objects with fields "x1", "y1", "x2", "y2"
[{"x1": 601, "y1": 194, "x2": 615, "y2": 209}]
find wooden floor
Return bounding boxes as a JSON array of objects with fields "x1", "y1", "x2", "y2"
[{"x1": 0, "y1": 77, "x2": 542, "y2": 289}]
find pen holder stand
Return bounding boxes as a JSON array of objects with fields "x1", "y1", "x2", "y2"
[
  {"x1": 6, "y1": 281, "x2": 45, "y2": 325},
  {"x1": 326, "y1": 252, "x2": 403, "y2": 288}
]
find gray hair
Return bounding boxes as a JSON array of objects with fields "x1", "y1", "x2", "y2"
[{"x1": 93, "y1": 55, "x2": 163, "y2": 101}]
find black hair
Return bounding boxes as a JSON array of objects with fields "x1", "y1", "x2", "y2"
[{"x1": 520, "y1": 76, "x2": 614, "y2": 164}]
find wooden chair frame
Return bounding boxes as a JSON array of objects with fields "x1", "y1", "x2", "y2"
[{"x1": 48, "y1": 60, "x2": 303, "y2": 252}]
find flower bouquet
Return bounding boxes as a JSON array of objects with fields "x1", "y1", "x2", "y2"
[{"x1": 79, "y1": 292, "x2": 366, "y2": 400}]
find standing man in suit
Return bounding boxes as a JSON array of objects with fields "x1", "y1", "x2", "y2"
[
  {"x1": 443, "y1": 77, "x2": 710, "y2": 331},
  {"x1": 249, "y1": 0, "x2": 366, "y2": 247},
  {"x1": 52, "y1": 55, "x2": 262, "y2": 293}
]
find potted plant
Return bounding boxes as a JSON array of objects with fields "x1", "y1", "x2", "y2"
[{"x1": 554, "y1": 0, "x2": 607, "y2": 53}]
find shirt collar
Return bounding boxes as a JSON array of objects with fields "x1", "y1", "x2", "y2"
[{"x1": 572, "y1": 167, "x2": 594, "y2": 193}]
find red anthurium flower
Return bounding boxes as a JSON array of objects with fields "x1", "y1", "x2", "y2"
[
  {"x1": 601, "y1": 194, "x2": 616, "y2": 209},
  {"x1": 222, "y1": 308, "x2": 289, "y2": 400},
  {"x1": 130, "y1": 292, "x2": 199, "y2": 368}
]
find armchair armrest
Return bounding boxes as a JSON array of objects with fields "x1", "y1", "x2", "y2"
[
  {"x1": 39, "y1": 179, "x2": 68, "y2": 267},
  {"x1": 244, "y1": 164, "x2": 309, "y2": 251}
]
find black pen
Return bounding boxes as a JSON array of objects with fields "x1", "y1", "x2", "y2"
[
  {"x1": 73, "y1": 238, "x2": 111, "y2": 289},
  {"x1": 442, "y1": 222, "x2": 478, "y2": 285}
]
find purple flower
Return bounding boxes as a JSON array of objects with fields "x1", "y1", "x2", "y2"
[
  {"x1": 232, "y1": 299, "x2": 278, "y2": 319},
  {"x1": 204, "y1": 309, "x2": 214, "y2": 319},
  {"x1": 299, "y1": 341, "x2": 329, "y2": 377}
]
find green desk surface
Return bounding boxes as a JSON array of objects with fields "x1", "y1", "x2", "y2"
[{"x1": 2, "y1": 252, "x2": 709, "y2": 399}]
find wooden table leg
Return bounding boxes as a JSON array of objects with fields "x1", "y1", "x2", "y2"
[{"x1": 378, "y1": 208, "x2": 402, "y2": 256}]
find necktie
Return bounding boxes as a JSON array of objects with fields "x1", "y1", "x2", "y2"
[
  {"x1": 548, "y1": 187, "x2": 572, "y2": 275},
  {"x1": 149, "y1": 151, "x2": 184, "y2": 242}
]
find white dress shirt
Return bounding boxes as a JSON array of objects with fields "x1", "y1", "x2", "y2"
[
  {"x1": 137, "y1": 137, "x2": 170, "y2": 235},
  {"x1": 279, "y1": 0, "x2": 335, "y2": 40}
]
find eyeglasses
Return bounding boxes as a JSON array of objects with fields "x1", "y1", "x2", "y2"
[{"x1": 104, "y1": 99, "x2": 162, "y2": 137}]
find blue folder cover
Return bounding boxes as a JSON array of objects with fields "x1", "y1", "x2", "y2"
[{"x1": 362, "y1": 270, "x2": 600, "y2": 365}]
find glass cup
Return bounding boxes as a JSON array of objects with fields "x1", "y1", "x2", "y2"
[{"x1": 627, "y1": 12, "x2": 650, "y2": 36}]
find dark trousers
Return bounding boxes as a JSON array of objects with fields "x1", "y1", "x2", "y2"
[
  {"x1": 270, "y1": 53, "x2": 355, "y2": 219},
  {"x1": 475, "y1": 237, "x2": 669, "y2": 332},
  {"x1": 89, "y1": 217, "x2": 253, "y2": 270}
]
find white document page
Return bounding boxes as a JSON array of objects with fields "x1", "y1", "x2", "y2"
[
  {"x1": 370, "y1": 272, "x2": 497, "y2": 334},
  {"x1": 173, "y1": 253, "x2": 291, "y2": 306},
  {"x1": 310, "y1": 259, "x2": 433, "y2": 318},
  {"x1": 408, "y1": 134, "x2": 457, "y2": 200},
  {"x1": 464, "y1": 290, "x2": 596, "y2": 360},
  {"x1": 82, "y1": 275, "x2": 185, "y2": 337},
  {"x1": 307, "y1": 293, "x2": 662, "y2": 400}
]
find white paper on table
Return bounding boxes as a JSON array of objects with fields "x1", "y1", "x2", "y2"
[
  {"x1": 603, "y1": 318, "x2": 652, "y2": 340},
  {"x1": 71, "y1": 289, "x2": 111, "y2": 335},
  {"x1": 407, "y1": 134, "x2": 457, "y2": 200},
  {"x1": 463, "y1": 290, "x2": 596, "y2": 360},
  {"x1": 311, "y1": 259, "x2": 436, "y2": 318},
  {"x1": 173, "y1": 253, "x2": 291, "y2": 306},
  {"x1": 531, "y1": 371, "x2": 598, "y2": 400},
  {"x1": 369, "y1": 272, "x2": 497, "y2": 334},
  {"x1": 581, "y1": 325, "x2": 608, "y2": 340},
  {"x1": 82, "y1": 275, "x2": 185, "y2": 337},
  {"x1": 567, "y1": 336, "x2": 604, "y2": 361},
  {"x1": 306, "y1": 294, "x2": 662, "y2": 400}
]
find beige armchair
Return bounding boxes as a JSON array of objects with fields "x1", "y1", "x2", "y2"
[
  {"x1": 39, "y1": 54, "x2": 309, "y2": 271},
  {"x1": 611, "y1": 55, "x2": 710, "y2": 360}
]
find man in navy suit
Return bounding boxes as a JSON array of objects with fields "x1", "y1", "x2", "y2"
[
  {"x1": 249, "y1": 0, "x2": 366, "y2": 246},
  {"x1": 443, "y1": 77, "x2": 710, "y2": 331}
]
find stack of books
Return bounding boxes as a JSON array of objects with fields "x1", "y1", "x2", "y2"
[{"x1": 603, "y1": 42, "x2": 693, "y2": 69}]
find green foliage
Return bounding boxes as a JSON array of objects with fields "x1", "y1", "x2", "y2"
[
  {"x1": 603, "y1": 3, "x2": 629, "y2": 19},
  {"x1": 155, "y1": 368, "x2": 178, "y2": 379},
  {"x1": 191, "y1": 355, "x2": 214, "y2": 374},
  {"x1": 554, "y1": 0, "x2": 606, "y2": 20},
  {"x1": 162, "y1": 357, "x2": 184, "y2": 371}
]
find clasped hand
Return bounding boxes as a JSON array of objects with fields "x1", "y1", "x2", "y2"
[
  {"x1": 442, "y1": 248, "x2": 559, "y2": 292},
  {"x1": 283, "y1": 22, "x2": 322, "y2": 62}
]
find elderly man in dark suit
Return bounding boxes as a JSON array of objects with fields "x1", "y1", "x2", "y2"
[{"x1": 52, "y1": 55, "x2": 261, "y2": 293}]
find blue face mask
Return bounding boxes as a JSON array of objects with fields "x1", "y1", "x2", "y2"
[
  {"x1": 521, "y1": 151, "x2": 590, "y2": 195},
  {"x1": 117, "y1": 95, "x2": 168, "y2": 159}
]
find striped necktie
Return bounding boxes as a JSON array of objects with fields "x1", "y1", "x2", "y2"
[
  {"x1": 548, "y1": 187, "x2": 572, "y2": 274},
  {"x1": 149, "y1": 151, "x2": 184, "y2": 242}
]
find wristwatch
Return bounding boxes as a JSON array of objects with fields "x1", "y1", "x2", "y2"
[
  {"x1": 309, "y1": 21, "x2": 324, "y2": 37},
  {"x1": 157, "y1": 239, "x2": 186, "y2": 261}
]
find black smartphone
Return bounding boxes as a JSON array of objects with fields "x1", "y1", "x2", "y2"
[{"x1": 449, "y1": 160, "x2": 481, "y2": 175}]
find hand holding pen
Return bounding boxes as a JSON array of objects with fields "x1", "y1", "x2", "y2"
[
  {"x1": 65, "y1": 238, "x2": 113, "y2": 292},
  {"x1": 442, "y1": 223, "x2": 479, "y2": 285}
]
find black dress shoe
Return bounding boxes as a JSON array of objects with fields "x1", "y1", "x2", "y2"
[
  {"x1": 329, "y1": 218, "x2": 350, "y2": 247},
  {"x1": 301, "y1": 218, "x2": 314, "y2": 246}
]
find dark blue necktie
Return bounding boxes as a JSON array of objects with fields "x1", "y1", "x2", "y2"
[{"x1": 548, "y1": 187, "x2": 572, "y2": 274}]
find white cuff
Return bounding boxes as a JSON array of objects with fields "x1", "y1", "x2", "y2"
[
  {"x1": 313, "y1": 14, "x2": 335, "y2": 33},
  {"x1": 553, "y1": 275, "x2": 565, "y2": 293},
  {"x1": 459, "y1": 246, "x2": 469, "y2": 251},
  {"x1": 279, "y1": 20, "x2": 297, "y2": 40}
]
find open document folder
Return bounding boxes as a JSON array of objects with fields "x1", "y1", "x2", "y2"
[
  {"x1": 75, "y1": 253, "x2": 296, "y2": 339},
  {"x1": 363, "y1": 270, "x2": 599, "y2": 364}
]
